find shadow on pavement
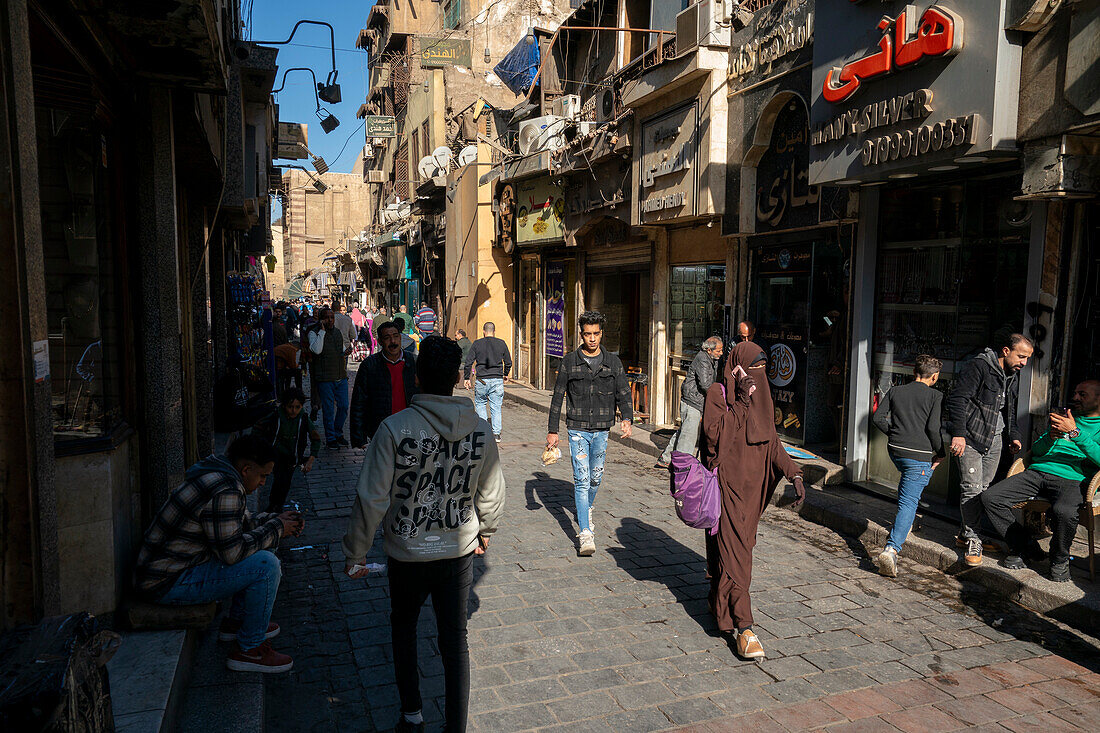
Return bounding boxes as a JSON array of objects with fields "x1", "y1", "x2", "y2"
[
  {"x1": 608, "y1": 517, "x2": 719, "y2": 637},
  {"x1": 525, "y1": 471, "x2": 580, "y2": 540}
]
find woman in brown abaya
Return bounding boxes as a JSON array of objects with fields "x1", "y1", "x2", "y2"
[{"x1": 702, "y1": 340, "x2": 805, "y2": 659}]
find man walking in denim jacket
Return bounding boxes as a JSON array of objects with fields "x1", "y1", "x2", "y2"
[{"x1": 547, "y1": 311, "x2": 633, "y2": 556}]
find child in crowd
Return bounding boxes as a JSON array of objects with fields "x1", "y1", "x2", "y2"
[
  {"x1": 871, "y1": 355, "x2": 945, "y2": 577},
  {"x1": 252, "y1": 387, "x2": 321, "y2": 513}
]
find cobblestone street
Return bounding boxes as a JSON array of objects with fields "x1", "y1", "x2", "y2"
[{"x1": 265, "y1": 397, "x2": 1100, "y2": 732}]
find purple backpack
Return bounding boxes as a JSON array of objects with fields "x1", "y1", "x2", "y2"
[{"x1": 670, "y1": 451, "x2": 721, "y2": 535}]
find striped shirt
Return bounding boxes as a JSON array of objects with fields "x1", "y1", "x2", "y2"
[
  {"x1": 133, "y1": 455, "x2": 282, "y2": 599},
  {"x1": 414, "y1": 306, "x2": 437, "y2": 336}
]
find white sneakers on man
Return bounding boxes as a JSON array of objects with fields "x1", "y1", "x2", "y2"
[
  {"x1": 877, "y1": 547, "x2": 898, "y2": 578},
  {"x1": 578, "y1": 529, "x2": 596, "y2": 556}
]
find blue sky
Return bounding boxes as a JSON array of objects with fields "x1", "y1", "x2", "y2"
[{"x1": 249, "y1": 0, "x2": 376, "y2": 182}]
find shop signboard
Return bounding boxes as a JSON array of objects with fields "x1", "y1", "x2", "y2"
[
  {"x1": 755, "y1": 100, "x2": 820, "y2": 233},
  {"x1": 754, "y1": 244, "x2": 813, "y2": 444},
  {"x1": 545, "y1": 262, "x2": 566, "y2": 359},
  {"x1": 363, "y1": 115, "x2": 397, "y2": 138},
  {"x1": 639, "y1": 103, "x2": 698, "y2": 224},
  {"x1": 516, "y1": 178, "x2": 565, "y2": 244},
  {"x1": 809, "y1": 0, "x2": 1021, "y2": 184},
  {"x1": 419, "y1": 36, "x2": 472, "y2": 67},
  {"x1": 276, "y1": 122, "x2": 308, "y2": 159}
]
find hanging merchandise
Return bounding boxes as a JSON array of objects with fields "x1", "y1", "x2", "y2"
[{"x1": 226, "y1": 271, "x2": 275, "y2": 391}]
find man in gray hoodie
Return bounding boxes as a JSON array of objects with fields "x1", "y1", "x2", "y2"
[{"x1": 343, "y1": 335, "x2": 506, "y2": 733}]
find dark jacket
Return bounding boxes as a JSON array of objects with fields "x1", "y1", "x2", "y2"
[
  {"x1": 464, "y1": 336, "x2": 512, "y2": 380},
  {"x1": 253, "y1": 408, "x2": 321, "y2": 464},
  {"x1": 350, "y1": 351, "x2": 418, "y2": 446},
  {"x1": 945, "y1": 348, "x2": 1021, "y2": 455},
  {"x1": 872, "y1": 380, "x2": 944, "y2": 462},
  {"x1": 548, "y1": 346, "x2": 633, "y2": 432},
  {"x1": 680, "y1": 349, "x2": 717, "y2": 412}
]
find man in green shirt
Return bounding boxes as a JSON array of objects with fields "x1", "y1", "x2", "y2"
[{"x1": 981, "y1": 380, "x2": 1100, "y2": 581}]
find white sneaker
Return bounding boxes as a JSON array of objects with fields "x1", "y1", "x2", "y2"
[
  {"x1": 578, "y1": 529, "x2": 596, "y2": 556},
  {"x1": 877, "y1": 548, "x2": 898, "y2": 578}
]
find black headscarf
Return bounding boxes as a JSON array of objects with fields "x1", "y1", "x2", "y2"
[{"x1": 723, "y1": 341, "x2": 776, "y2": 445}]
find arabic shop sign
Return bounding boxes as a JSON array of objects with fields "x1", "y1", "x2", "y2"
[
  {"x1": 516, "y1": 178, "x2": 565, "y2": 244},
  {"x1": 729, "y1": 2, "x2": 814, "y2": 80},
  {"x1": 756, "y1": 99, "x2": 820, "y2": 232},
  {"x1": 810, "y1": 0, "x2": 1022, "y2": 184},
  {"x1": 364, "y1": 116, "x2": 396, "y2": 138},
  {"x1": 418, "y1": 36, "x2": 472, "y2": 67},
  {"x1": 639, "y1": 103, "x2": 698, "y2": 223}
]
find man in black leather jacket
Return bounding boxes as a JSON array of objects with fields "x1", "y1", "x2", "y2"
[
  {"x1": 656, "y1": 336, "x2": 723, "y2": 468},
  {"x1": 349, "y1": 321, "x2": 418, "y2": 448},
  {"x1": 946, "y1": 333, "x2": 1033, "y2": 567}
]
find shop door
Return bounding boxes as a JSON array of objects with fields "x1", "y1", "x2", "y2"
[
  {"x1": 587, "y1": 266, "x2": 652, "y2": 418},
  {"x1": 518, "y1": 258, "x2": 539, "y2": 386},
  {"x1": 752, "y1": 245, "x2": 812, "y2": 444},
  {"x1": 867, "y1": 178, "x2": 1030, "y2": 509}
]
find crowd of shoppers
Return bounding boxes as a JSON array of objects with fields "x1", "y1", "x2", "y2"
[{"x1": 130, "y1": 297, "x2": 1097, "y2": 731}]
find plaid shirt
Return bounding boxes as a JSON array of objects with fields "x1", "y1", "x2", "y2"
[
  {"x1": 548, "y1": 346, "x2": 633, "y2": 432},
  {"x1": 134, "y1": 456, "x2": 282, "y2": 599}
]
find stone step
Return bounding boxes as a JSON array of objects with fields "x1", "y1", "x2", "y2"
[{"x1": 107, "y1": 629, "x2": 196, "y2": 733}]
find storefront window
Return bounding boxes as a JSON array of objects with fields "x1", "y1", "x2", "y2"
[
  {"x1": 37, "y1": 106, "x2": 122, "y2": 441},
  {"x1": 669, "y1": 265, "x2": 725, "y2": 358},
  {"x1": 868, "y1": 176, "x2": 1030, "y2": 501}
]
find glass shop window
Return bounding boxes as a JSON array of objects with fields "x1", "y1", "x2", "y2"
[{"x1": 36, "y1": 106, "x2": 122, "y2": 440}]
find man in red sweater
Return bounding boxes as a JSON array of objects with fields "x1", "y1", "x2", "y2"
[{"x1": 350, "y1": 321, "x2": 418, "y2": 448}]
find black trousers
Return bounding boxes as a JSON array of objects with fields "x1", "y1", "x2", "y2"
[
  {"x1": 981, "y1": 469, "x2": 1086, "y2": 563},
  {"x1": 388, "y1": 553, "x2": 474, "y2": 733},
  {"x1": 265, "y1": 457, "x2": 296, "y2": 513}
]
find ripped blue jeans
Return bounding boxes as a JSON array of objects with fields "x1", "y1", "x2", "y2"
[{"x1": 568, "y1": 429, "x2": 609, "y2": 532}]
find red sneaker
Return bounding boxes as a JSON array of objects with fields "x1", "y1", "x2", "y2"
[
  {"x1": 226, "y1": 641, "x2": 293, "y2": 673},
  {"x1": 218, "y1": 619, "x2": 280, "y2": 642}
]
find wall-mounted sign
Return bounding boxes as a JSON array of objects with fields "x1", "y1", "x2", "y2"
[
  {"x1": 363, "y1": 116, "x2": 397, "y2": 138},
  {"x1": 810, "y1": 0, "x2": 1022, "y2": 184},
  {"x1": 419, "y1": 36, "x2": 472, "y2": 67},
  {"x1": 545, "y1": 262, "x2": 566, "y2": 359},
  {"x1": 516, "y1": 178, "x2": 565, "y2": 244},
  {"x1": 729, "y1": 2, "x2": 814, "y2": 81},
  {"x1": 276, "y1": 122, "x2": 308, "y2": 159},
  {"x1": 639, "y1": 103, "x2": 698, "y2": 223},
  {"x1": 756, "y1": 99, "x2": 820, "y2": 232}
]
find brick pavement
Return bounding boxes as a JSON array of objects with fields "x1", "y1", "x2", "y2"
[{"x1": 262, "y1": 394, "x2": 1099, "y2": 733}]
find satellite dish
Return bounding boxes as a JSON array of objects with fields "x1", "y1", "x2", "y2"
[
  {"x1": 418, "y1": 155, "x2": 441, "y2": 179},
  {"x1": 431, "y1": 145, "x2": 453, "y2": 171},
  {"x1": 457, "y1": 145, "x2": 478, "y2": 167}
]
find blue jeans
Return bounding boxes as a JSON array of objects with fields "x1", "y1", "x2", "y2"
[
  {"x1": 568, "y1": 430, "x2": 609, "y2": 532},
  {"x1": 159, "y1": 551, "x2": 282, "y2": 649},
  {"x1": 887, "y1": 454, "x2": 934, "y2": 552},
  {"x1": 473, "y1": 378, "x2": 504, "y2": 436},
  {"x1": 316, "y1": 378, "x2": 349, "y2": 443}
]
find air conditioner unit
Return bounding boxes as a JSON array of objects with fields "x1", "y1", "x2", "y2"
[
  {"x1": 553, "y1": 94, "x2": 582, "y2": 120},
  {"x1": 517, "y1": 116, "x2": 568, "y2": 155},
  {"x1": 676, "y1": 1, "x2": 730, "y2": 58},
  {"x1": 365, "y1": 169, "x2": 386, "y2": 183},
  {"x1": 595, "y1": 88, "x2": 616, "y2": 123}
]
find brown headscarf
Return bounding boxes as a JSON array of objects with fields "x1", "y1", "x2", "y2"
[{"x1": 723, "y1": 341, "x2": 776, "y2": 445}]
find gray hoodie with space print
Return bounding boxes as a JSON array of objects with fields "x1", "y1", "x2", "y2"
[{"x1": 342, "y1": 393, "x2": 506, "y2": 564}]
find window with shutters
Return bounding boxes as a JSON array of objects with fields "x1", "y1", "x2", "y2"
[
  {"x1": 444, "y1": 0, "x2": 462, "y2": 29},
  {"x1": 395, "y1": 142, "x2": 410, "y2": 200},
  {"x1": 411, "y1": 128, "x2": 420, "y2": 180}
]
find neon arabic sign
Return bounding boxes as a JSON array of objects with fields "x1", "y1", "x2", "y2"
[{"x1": 822, "y1": 4, "x2": 964, "y2": 104}]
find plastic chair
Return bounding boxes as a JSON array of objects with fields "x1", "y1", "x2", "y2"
[{"x1": 1007, "y1": 451, "x2": 1100, "y2": 580}]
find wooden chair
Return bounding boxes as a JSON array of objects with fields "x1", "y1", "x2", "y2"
[{"x1": 1007, "y1": 451, "x2": 1100, "y2": 581}]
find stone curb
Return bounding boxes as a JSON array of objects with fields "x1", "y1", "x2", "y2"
[{"x1": 503, "y1": 383, "x2": 1100, "y2": 637}]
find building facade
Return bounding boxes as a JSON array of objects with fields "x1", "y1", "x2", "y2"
[{"x1": 0, "y1": 0, "x2": 281, "y2": 627}]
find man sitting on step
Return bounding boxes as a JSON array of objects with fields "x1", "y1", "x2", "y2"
[
  {"x1": 134, "y1": 434, "x2": 303, "y2": 672},
  {"x1": 981, "y1": 380, "x2": 1100, "y2": 582}
]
